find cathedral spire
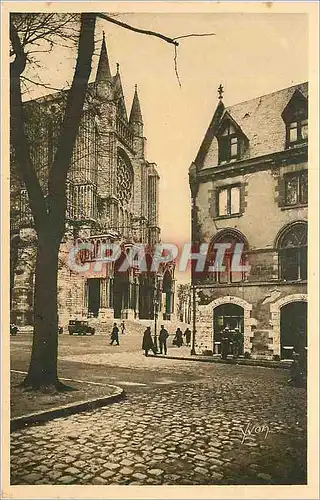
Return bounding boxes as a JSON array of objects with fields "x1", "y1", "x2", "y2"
[
  {"x1": 129, "y1": 84, "x2": 143, "y2": 125},
  {"x1": 95, "y1": 32, "x2": 112, "y2": 82}
]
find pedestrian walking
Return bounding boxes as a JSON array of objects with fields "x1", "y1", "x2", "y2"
[
  {"x1": 232, "y1": 327, "x2": 243, "y2": 359},
  {"x1": 121, "y1": 321, "x2": 126, "y2": 335},
  {"x1": 184, "y1": 327, "x2": 191, "y2": 347},
  {"x1": 142, "y1": 326, "x2": 157, "y2": 356},
  {"x1": 110, "y1": 323, "x2": 120, "y2": 345},
  {"x1": 221, "y1": 327, "x2": 230, "y2": 360},
  {"x1": 159, "y1": 325, "x2": 169, "y2": 355},
  {"x1": 174, "y1": 327, "x2": 183, "y2": 348}
]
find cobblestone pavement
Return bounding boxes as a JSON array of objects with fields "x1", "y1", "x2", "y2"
[{"x1": 10, "y1": 364, "x2": 306, "y2": 486}]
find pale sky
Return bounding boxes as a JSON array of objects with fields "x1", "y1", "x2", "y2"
[{"x1": 23, "y1": 12, "x2": 308, "y2": 283}]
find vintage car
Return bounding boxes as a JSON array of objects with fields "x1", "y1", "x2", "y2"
[{"x1": 68, "y1": 320, "x2": 95, "y2": 336}]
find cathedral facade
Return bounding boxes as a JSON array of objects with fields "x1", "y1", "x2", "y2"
[
  {"x1": 10, "y1": 35, "x2": 175, "y2": 327},
  {"x1": 190, "y1": 82, "x2": 308, "y2": 360}
]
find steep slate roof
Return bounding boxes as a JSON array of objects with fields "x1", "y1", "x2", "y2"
[
  {"x1": 223, "y1": 81, "x2": 308, "y2": 160},
  {"x1": 194, "y1": 82, "x2": 308, "y2": 169}
]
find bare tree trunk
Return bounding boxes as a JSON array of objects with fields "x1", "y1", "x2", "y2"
[{"x1": 22, "y1": 231, "x2": 62, "y2": 389}]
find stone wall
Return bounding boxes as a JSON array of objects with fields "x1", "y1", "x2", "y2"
[{"x1": 194, "y1": 282, "x2": 307, "y2": 358}]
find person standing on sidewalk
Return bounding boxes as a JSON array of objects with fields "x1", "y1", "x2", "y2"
[
  {"x1": 121, "y1": 321, "x2": 126, "y2": 335},
  {"x1": 184, "y1": 327, "x2": 191, "y2": 347},
  {"x1": 159, "y1": 325, "x2": 169, "y2": 355},
  {"x1": 233, "y1": 327, "x2": 243, "y2": 359},
  {"x1": 110, "y1": 323, "x2": 120, "y2": 345},
  {"x1": 174, "y1": 328, "x2": 183, "y2": 348},
  {"x1": 221, "y1": 327, "x2": 230, "y2": 360},
  {"x1": 142, "y1": 327, "x2": 157, "y2": 356}
]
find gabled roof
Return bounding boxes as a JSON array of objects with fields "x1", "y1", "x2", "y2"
[
  {"x1": 193, "y1": 100, "x2": 225, "y2": 168},
  {"x1": 223, "y1": 82, "x2": 308, "y2": 160},
  {"x1": 281, "y1": 89, "x2": 308, "y2": 121},
  {"x1": 194, "y1": 81, "x2": 308, "y2": 168},
  {"x1": 216, "y1": 110, "x2": 249, "y2": 140}
]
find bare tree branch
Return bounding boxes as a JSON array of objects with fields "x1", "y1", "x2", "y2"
[
  {"x1": 21, "y1": 75, "x2": 67, "y2": 93},
  {"x1": 96, "y1": 13, "x2": 179, "y2": 46},
  {"x1": 173, "y1": 32, "x2": 216, "y2": 41},
  {"x1": 174, "y1": 45, "x2": 182, "y2": 89}
]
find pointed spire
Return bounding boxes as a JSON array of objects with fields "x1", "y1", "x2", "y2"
[
  {"x1": 129, "y1": 84, "x2": 143, "y2": 125},
  {"x1": 113, "y1": 63, "x2": 123, "y2": 95},
  {"x1": 95, "y1": 32, "x2": 112, "y2": 83},
  {"x1": 112, "y1": 65, "x2": 128, "y2": 121}
]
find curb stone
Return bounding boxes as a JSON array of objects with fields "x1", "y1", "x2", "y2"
[
  {"x1": 150, "y1": 354, "x2": 292, "y2": 369},
  {"x1": 10, "y1": 375, "x2": 125, "y2": 432}
]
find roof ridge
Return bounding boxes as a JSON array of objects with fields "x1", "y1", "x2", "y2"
[{"x1": 226, "y1": 81, "x2": 308, "y2": 110}]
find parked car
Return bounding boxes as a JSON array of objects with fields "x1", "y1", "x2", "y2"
[{"x1": 68, "y1": 320, "x2": 95, "y2": 336}]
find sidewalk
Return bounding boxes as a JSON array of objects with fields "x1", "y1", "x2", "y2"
[
  {"x1": 10, "y1": 370, "x2": 124, "y2": 431},
  {"x1": 152, "y1": 347, "x2": 292, "y2": 369}
]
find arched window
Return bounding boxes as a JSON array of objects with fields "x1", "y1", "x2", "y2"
[
  {"x1": 208, "y1": 230, "x2": 248, "y2": 283},
  {"x1": 117, "y1": 150, "x2": 133, "y2": 205},
  {"x1": 278, "y1": 222, "x2": 307, "y2": 281}
]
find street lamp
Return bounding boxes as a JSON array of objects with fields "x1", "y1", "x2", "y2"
[
  {"x1": 191, "y1": 283, "x2": 196, "y2": 355},
  {"x1": 153, "y1": 272, "x2": 161, "y2": 352},
  {"x1": 154, "y1": 297, "x2": 159, "y2": 352}
]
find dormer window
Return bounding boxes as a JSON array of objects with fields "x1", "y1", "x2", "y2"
[
  {"x1": 287, "y1": 118, "x2": 308, "y2": 146},
  {"x1": 282, "y1": 90, "x2": 308, "y2": 148},
  {"x1": 218, "y1": 122, "x2": 239, "y2": 163}
]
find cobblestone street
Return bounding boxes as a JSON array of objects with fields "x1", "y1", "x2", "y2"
[{"x1": 10, "y1": 361, "x2": 307, "y2": 485}]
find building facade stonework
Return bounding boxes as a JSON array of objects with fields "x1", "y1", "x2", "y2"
[
  {"x1": 10, "y1": 35, "x2": 176, "y2": 327},
  {"x1": 190, "y1": 83, "x2": 308, "y2": 359}
]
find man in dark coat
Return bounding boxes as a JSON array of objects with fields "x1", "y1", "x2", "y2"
[
  {"x1": 184, "y1": 328, "x2": 191, "y2": 347},
  {"x1": 110, "y1": 323, "x2": 120, "y2": 345},
  {"x1": 142, "y1": 327, "x2": 156, "y2": 356},
  {"x1": 159, "y1": 325, "x2": 169, "y2": 355},
  {"x1": 221, "y1": 327, "x2": 230, "y2": 360},
  {"x1": 174, "y1": 328, "x2": 183, "y2": 347},
  {"x1": 233, "y1": 327, "x2": 243, "y2": 358}
]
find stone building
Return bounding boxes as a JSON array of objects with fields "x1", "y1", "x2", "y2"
[
  {"x1": 10, "y1": 35, "x2": 176, "y2": 327},
  {"x1": 189, "y1": 82, "x2": 308, "y2": 359}
]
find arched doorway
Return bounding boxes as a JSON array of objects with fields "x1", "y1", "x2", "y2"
[
  {"x1": 280, "y1": 301, "x2": 307, "y2": 359},
  {"x1": 162, "y1": 270, "x2": 173, "y2": 320},
  {"x1": 213, "y1": 303, "x2": 244, "y2": 354}
]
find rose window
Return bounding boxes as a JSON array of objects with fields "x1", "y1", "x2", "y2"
[{"x1": 117, "y1": 155, "x2": 133, "y2": 204}]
